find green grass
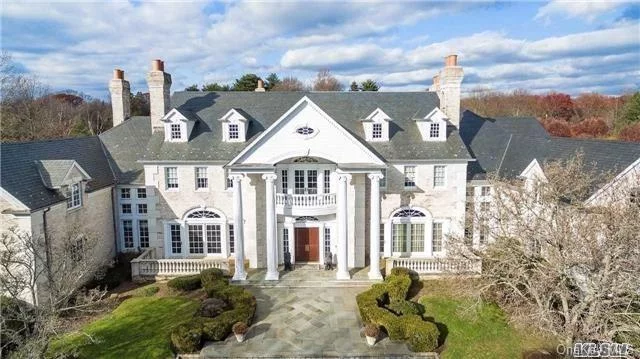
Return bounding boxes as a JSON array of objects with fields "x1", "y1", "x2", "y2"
[
  {"x1": 49, "y1": 296, "x2": 199, "y2": 359},
  {"x1": 418, "y1": 281, "x2": 554, "y2": 358}
]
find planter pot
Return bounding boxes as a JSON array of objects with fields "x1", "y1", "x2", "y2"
[
  {"x1": 366, "y1": 335, "x2": 377, "y2": 346},
  {"x1": 235, "y1": 333, "x2": 245, "y2": 342}
]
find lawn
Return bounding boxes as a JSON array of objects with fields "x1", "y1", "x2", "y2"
[
  {"x1": 417, "y1": 280, "x2": 555, "y2": 359},
  {"x1": 49, "y1": 295, "x2": 199, "y2": 359}
]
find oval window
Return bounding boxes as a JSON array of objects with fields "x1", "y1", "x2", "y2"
[{"x1": 296, "y1": 126, "x2": 314, "y2": 135}]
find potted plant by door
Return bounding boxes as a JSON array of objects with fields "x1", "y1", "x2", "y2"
[
  {"x1": 364, "y1": 323, "x2": 379, "y2": 346},
  {"x1": 232, "y1": 322, "x2": 249, "y2": 342}
]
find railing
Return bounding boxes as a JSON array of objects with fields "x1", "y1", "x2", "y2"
[
  {"x1": 388, "y1": 257, "x2": 481, "y2": 275},
  {"x1": 131, "y1": 249, "x2": 229, "y2": 281},
  {"x1": 275, "y1": 193, "x2": 337, "y2": 208}
]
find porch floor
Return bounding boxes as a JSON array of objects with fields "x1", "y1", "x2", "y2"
[
  {"x1": 201, "y1": 285, "x2": 435, "y2": 358},
  {"x1": 235, "y1": 265, "x2": 381, "y2": 288}
]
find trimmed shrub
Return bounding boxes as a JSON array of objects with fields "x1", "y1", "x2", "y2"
[
  {"x1": 200, "y1": 268, "x2": 226, "y2": 289},
  {"x1": 170, "y1": 323, "x2": 203, "y2": 354},
  {"x1": 387, "y1": 300, "x2": 424, "y2": 317},
  {"x1": 385, "y1": 272, "x2": 411, "y2": 303},
  {"x1": 167, "y1": 275, "x2": 201, "y2": 291},
  {"x1": 405, "y1": 316, "x2": 439, "y2": 352},
  {"x1": 201, "y1": 317, "x2": 232, "y2": 341}
]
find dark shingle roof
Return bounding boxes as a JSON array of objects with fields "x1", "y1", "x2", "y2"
[
  {"x1": 0, "y1": 137, "x2": 115, "y2": 210},
  {"x1": 99, "y1": 116, "x2": 152, "y2": 184},
  {"x1": 142, "y1": 91, "x2": 471, "y2": 162},
  {"x1": 460, "y1": 110, "x2": 640, "y2": 180}
]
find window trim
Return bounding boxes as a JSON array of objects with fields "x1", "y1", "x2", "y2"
[
  {"x1": 195, "y1": 167, "x2": 209, "y2": 190},
  {"x1": 433, "y1": 165, "x2": 446, "y2": 188},
  {"x1": 228, "y1": 123, "x2": 240, "y2": 140},
  {"x1": 372, "y1": 123, "x2": 383, "y2": 139},
  {"x1": 165, "y1": 167, "x2": 179, "y2": 190},
  {"x1": 170, "y1": 123, "x2": 182, "y2": 140},
  {"x1": 404, "y1": 166, "x2": 416, "y2": 189},
  {"x1": 66, "y1": 182, "x2": 82, "y2": 210},
  {"x1": 429, "y1": 122, "x2": 440, "y2": 138}
]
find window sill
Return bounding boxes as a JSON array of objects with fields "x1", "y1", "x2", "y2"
[
  {"x1": 165, "y1": 188, "x2": 180, "y2": 192},
  {"x1": 195, "y1": 188, "x2": 210, "y2": 192},
  {"x1": 66, "y1": 206, "x2": 82, "y2": 213}
]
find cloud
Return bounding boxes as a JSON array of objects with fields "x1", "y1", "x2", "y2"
[{"x1": 535, "y1": 0, "x2": 627, "y2": 22}]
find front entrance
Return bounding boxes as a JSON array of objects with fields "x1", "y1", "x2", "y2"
[{"x1": 295, "y1": 227, "x2": 319, "y2": 262}]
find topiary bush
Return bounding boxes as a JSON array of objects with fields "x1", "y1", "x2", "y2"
[
  {"x1": 356, "y1": 267, "x2": 439, "y2": 352},
  {"x1": 167, "y1": 275, "x2": 202, "y2": 291},
  {"x1": 170, "y1": 322, "x2": 203, "y2": 354},
  {"x1": 200, "y1": 268, "x2": 225, "y2": 289}
]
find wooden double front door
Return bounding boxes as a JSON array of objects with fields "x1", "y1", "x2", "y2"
[{"x1": 295, "y1": 227, "x2": 319, "y2": 262}]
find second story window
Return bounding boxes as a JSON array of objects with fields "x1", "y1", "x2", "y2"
[
  {"x1": 67, "y1": 183, "x2": 82, "y2": 209},
  {"x1": 281, "y1": 170, "x2": 288, "y2": 194},
  {"x1": 372, "y1": 123, "x2": 383, "y2": 139},
  {"x1": 429, "y1": 123, "x2": 440, "y2": 138},
  {"x1": 481, "y1": 186, "x2": 490, "y2": 196},
  {"x1": 120, "y1": 188, "x2": 131, "y2": 199},
  {"x1": 137, "y1": 188, "x2": 147, "y2": 199},
  {"x1": 324, "y1": 170, "x2": 331, "y2": 194},
  {"x1": 195, "y1": 167, "x2": 208, "y2": 189},
  {"x1": 165, "y1": 167, "x2": 179, "y2": 189},
  {"x1": 228, "y1": 124, "x2": 239, "y2": 140},
  {"x1": 434, "y1": 165, "x2": 446, "y2": 187},
  {"x1": 170, "y1": 124, "x2": 181, "y2": 140},
  {"x1": 404, "y1": 166, "x2": 416, "y2": 189}
]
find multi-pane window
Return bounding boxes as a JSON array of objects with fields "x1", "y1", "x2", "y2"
[
  {"x1": 380, "y1": 169, "x2": 386, "y2": 189},
  {"x1": 206, "y1": 224, "x2": 222, "y2": 254},
  {"x1": 123, "y1": 220, "x2": 134, "y2": 248},
  {"x1": 228, "y1": 225, "x2": 235, "y2": 254},
  {"x1": 165, "y1": 167, "x2": 178, "y2": 189},
  {"x1": 294, "y1": 170, "x2": 305, "y2": 194},
  {"x1": 170, "y1": 224, "x2": 182, "y2": 254},
  {"x1": 479, "y1": 224, "x2": 488, "y2": 245},
  {"x1": 429, "y1": 123, "x2": 440, "y2": 138},
  {"x1": 392, "y1": 209, "x2": 428, "y2": 253},
  {"x1": 379, "y1": 224, "x2": 385, "y2": 253},
  {"x1": 281, "y1": 170, "x2": 288, "y2": 193},
  {"x1": 480, "y1": 202, "x2": 490, "y2": 219},
  {"x1": 283, "y1": 228, "x2": 289, "y2": 254},
  {"x1": 392, "y1": 223, "x2": 407, "y2": 252},
  {"x1": 324, "y1": 227, "x2": 331, "y2": 255},
  {"x1": 170, "y1": 124, "x2": 181, "y2": 140},
  {"x1": 410, "y1": 224, "x2": 425, "y2": 252},
  {"x1": 137, "y1": 188, "x2": 146, "y2": 198},
  {"x1": 372, "y1": 123, "x2": 383, "y2": 139},
  {"x1": 121, "y1": 188, "x2": 131, "y2": 199},
  {"x1": 121, "y1": 204, "x2": 132, "y2": 214},
  {"x1": 434, "y1": 165, "x2": 446, "y2": 187},
  {"x1": 67, "y1": 183, "x2": 82, "y2": 209},
  {"x1": 137, "y1": 204, "x2": 147, "y2": 214},
  {"x1": 432, "y1": 222, "x2": 443, "y2": 252},
  {"x1": 307, "y1": 170, "x2": 318, "y2": 194},
  {"x1": 404, "y1": 166, "x2": 416, "y2": 188},
  {"x1": 324, "y1": 170, "x2": 331, "y2": 194},
  {"x1": 481, "y1": 186, "x2": 490, "y2": 196},
  {"x1": 226, "y1": 174, "x2": 234, "y2": 190},
  {"x1": 195, "y1": 167, "x2": 208, "y2": 189},
  {"x1": 188, "y1": 225, "x2": 204, "y2": 254},
  {"x1": 139, "y1": 220, "x2": 149, "y2": 248},
  {"x1": 228, "y1": 124, "x2": 239, "y2": 139}
]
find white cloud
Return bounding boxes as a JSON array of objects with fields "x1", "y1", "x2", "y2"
[{"x1": 535, "y1": 0, "x2": 627, "y2": 22}]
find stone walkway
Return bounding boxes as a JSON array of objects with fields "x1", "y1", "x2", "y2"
[{"x1": 201, "y1": 274, "x2": 436, "y2": 358}]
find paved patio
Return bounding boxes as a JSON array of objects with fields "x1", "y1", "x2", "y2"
[{"x1": 201, "y1": 272, "x2": 436, "y2": 358}]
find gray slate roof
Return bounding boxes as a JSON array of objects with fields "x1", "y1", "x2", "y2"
[
  {"x1": 0, "y1": 137, "x2": 115, "y2": 210},
  {"x1": 34, "y1": 160, "x2": 81, "y2": 189},
  {"x1": 460, "y1": 110, "x2": 640, "y2": 180},
  {"x1": 99, "y1": 116, "x2": 152, "y2": 185},
  {"x1": 142, "y1": 91, "x2": 472, "y2": 163}
]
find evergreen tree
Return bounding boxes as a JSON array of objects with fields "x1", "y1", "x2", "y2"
[
  {"x1": 265, "y1": 73, "x2": 281, "y2": 90},
  {"x1": 184, "y1": 84, "x2": 199, "y2": 91},
  {"x1": 349, "y1": 81, "x2": 359, "y2": 91},
  {"x1": 360, "y1": 79, "x2": 379, "y2": 91},
  {"x1": 232, "y1": 74, "x2": 261, "y2": 91},
  {"x1": 202, "y1": 82, "x2": 230, "y2": 91}
]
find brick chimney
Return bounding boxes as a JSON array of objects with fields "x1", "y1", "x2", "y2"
[
  {"x1": 146, "y1": 59, "x2": 172, "y2": 132},
  {"x1": 108, "y1": 69, "x2": 131, "y2": 128},
  {"x1": 435, "y1": 54, "x2": 464, "y2": 128},
  {"x1": 255, "y1": 78, "x2": 265, "y2": 92}
]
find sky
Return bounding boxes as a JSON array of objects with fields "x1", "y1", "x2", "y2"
[{"x1": 2, "y1": 0, "x2": 639, "y2": 99}]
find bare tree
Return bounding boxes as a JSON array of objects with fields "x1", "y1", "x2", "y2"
[
  {"x1": 0, "y1": 227, "x2": 111, "y2": 357},
  {"x1": 312, "y1": 69, "x2": 344, "y2": 91},
  {"x1": 448, "y1": 155, "x2": 640, "y2": 348},
  {"x1": 271, "y1": 76, "x2": 307, "y2": 92}
]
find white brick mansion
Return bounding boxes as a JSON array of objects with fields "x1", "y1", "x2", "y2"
[{"x1": 2, "y1": 56, "x2": 639, "y2": 293}]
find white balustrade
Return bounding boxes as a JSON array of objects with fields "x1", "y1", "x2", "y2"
[
  {"x1": 131, "y1": 250, "x2": 229, "y2": 280},
  {"x1": 389, "y1": 257, "x2": 481, "y2": 275},
  {"x1": 275, "y1": 193, "x2": 337, "y2": 208}
]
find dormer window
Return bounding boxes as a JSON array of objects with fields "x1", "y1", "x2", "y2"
[
  {"x1": 219, "y1": 108, "x2": 249, "y2": 142},
  {"x1": 170, "y1": 124, "x2": 182, "y2": 140},
  {"x1": 162, "y1": 109, "x2": 196, "y2": 143},
  {"x1": 67, "y1": 182, "x2": 82, "y2": 209},
  {"x1": 362, "y1": 108, "x2": 391, "y2": 142},
  {"x1": 429, "y1": 123, "x2": 440, "y2": 138}
]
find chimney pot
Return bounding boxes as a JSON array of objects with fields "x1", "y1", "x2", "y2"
[
  {"x1": 445, "y1": 54, "x2": 458, "y2": 67},
  {"x1": 152, "y1": 59, "x2": 164, "y2": 72},
  {"x1": 255, "y1": 78, "x2": 266, "y2": 92},
  {"x1": 113, "y1": 69, "x2": 124, "y2": 80}
]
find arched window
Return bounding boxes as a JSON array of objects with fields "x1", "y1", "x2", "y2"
[
  {"x1": 181, "y1": 208, "x2": 227, "y2": 256},
  {"x1": 186, "y1": 210, "x2": 221, "y2": 219},
  {"x1": 293, "y1": 156, "x2": 318, "y2": 163},
  {"x1": 390, "y1": 208, "x2": 429, "y2": 254},
  {"x1": 295, "y1": 216, "x2": 319, "y2": 222}
]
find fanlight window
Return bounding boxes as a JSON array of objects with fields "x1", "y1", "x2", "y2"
[
  {"x1": 296, "y1": 126, "x2": 315, "y2": 135},
  {"x1": 293, "y1": 156, "x2": 318, "y2": 163},
  {"x1": 393, "y1": 209, "x2": 426, "y2": 218},
  {"x1": 187, "y1": 210, "x2": 221, "y2": 219},
  {"x1": 296, "y1": 216, "x2": 319, "y2": 221}
]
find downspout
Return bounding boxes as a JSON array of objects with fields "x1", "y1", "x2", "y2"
[
  {"x1": 110, "y1": 186, "x2": 118, "y2": 258},
  {"x1": 42, "y1": 207, "x2": 52, "y2": 307}
]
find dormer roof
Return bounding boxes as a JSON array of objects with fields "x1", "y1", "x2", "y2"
[
  {"x1": 361, "y1": 108, "x2": 392, "y2": 122},
  {"x1": 219, "y1": 108, "x2": 249, "y2": 123},
  {"x1": 34, "y1": 160, "x2": 92, "y2": 189}
]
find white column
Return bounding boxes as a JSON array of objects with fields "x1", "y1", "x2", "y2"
[
  {"x1": 230, "y1": 174, "x2": 247, "y2": 281},
  {"x1": 368, "y1": 173, "x2": 384, "y2": 280},
  {"x1": 336, "y1": 173, "x2": 351, "y2": 280},
  {"x1": 262, "y1": 173, "x2": 279, "y2": 281}
]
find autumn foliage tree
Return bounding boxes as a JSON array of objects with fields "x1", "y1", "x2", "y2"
[
  {"x1": 312, "y1": 69, "x2": 343, "y2": 91},
  {"x1": 541, "y1": 118, "x2": 571, "y2": 137},
  {"x1": 570, "y1": 118, "x2": 609, "y2": 138}
]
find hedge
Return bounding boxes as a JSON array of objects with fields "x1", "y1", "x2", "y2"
[
  {"x1": 356, "y1": 267, "x2": 439, "y2": 352},
  {"x1": 170, "y1": 269, "x2": 256, "y2": 354},
  {"x1": 167, "y1": 275, "x2": 202, "y2": 291}
]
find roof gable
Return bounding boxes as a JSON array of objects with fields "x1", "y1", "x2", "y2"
[{"x1": 34, "y1": 160, "x2": 91, "y2": 189}]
